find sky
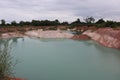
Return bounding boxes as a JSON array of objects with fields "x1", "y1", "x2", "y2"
[{"x1": 0, "y1": 0, "x2": 120, "y2": 23}]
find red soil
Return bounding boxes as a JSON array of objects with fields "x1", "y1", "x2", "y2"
[{"x1": 71, "y1": 34, "x2": 90, "y2": 40}]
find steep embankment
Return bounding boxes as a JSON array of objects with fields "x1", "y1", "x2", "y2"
[
  {"x1": 0, "y1": 30, "x2": 74, "y2": 39},
  {"x1": 25, "y1": 30, "x2": 74, "y2": 38},
  {"x1": 83, "y1": 28, "x2": 120, "y2": 49}
]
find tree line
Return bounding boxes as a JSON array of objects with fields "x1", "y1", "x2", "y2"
[{"x1": 0, "y1": 17, "x2": 120, "y2": 28}]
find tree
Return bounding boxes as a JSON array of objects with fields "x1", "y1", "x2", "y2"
[
  {"x1": 76, "y1": 18, "x2": 81, "y2": 23},
  {"x1": 55, "y1": 19, "x2": 60, "y2": 24},
  {"x1": 104, "y1": 20, "x2": 116, "y2": 27},
  {"x1": 53, "y1": 19, "x2": 60, "y2": 26},
  {"x1": 72, "y1": 18, "x2": 81, "y2": 24},
  {"x1": 11, "y1": 21, "x2": 17, "y2": 26},
  {"x1": 61, "y1": 22, "x2": 69, "y2": 26},
  {"x1": 19, "y1": 21, "x2": 31, "y2": 26},
  {"x1": 19, "y1": 21, "x2": 24, "y2": 26},
  {"x1": 1, "y1": 19, "x2": 6, "y2": 26},
  {"x1": 0, "y1": 39, "x2": 17, "y2": 79},
  {"x1": 96, "y1": 18, "x2": 105, "y2": 24},
  {"x1": 84, "y1": 16, "x2": 95, "y2": 23},
  {"x1": 70, "y1": 18, "x2": 81, "y2": 26}
]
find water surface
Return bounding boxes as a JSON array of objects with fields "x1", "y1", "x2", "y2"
[{"x1": 3, "y1": 37, "x2": 120, "y2": 80}]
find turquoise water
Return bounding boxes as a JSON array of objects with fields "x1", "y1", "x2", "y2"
[{"x1": 2, "y1": 37, "x2": 120, "y2": 80}]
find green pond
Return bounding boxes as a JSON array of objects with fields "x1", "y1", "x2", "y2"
[{"x1": 1, "y1": 37, "x2": 120, "y2": 80}]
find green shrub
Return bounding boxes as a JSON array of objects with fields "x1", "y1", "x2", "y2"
[{"x1": 0, "y1": 39, "x2": 16, "y2": 80}]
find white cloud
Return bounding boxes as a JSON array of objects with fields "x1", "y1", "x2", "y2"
[{"x1": 0, "y1": 0, "x2": 120, "y2": 22}]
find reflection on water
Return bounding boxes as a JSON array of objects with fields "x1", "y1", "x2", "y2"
[
  {"x1": 0, "y1": 38, "x2": 19, "y2": 79},
  {"x1": 29, "y1": 37, "x2": 67, "y2": 42},
  {"x1": 91, "y1": 40, "x2": 120, "y2": 59}
]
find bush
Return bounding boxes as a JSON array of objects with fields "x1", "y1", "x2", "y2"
[{"x1": 0, "y1": 39, "x2": 16, "y2": 80}]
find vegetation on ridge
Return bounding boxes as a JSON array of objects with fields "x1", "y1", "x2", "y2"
[
  {"x1": 0, "y1": 17, "x2": 119, "y2": 37},
  {"x1": 0, "y1": 17, "x2": 120, "y2": 28}
]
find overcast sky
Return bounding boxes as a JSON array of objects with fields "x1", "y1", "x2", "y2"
[{"x1": 0, "y1": 0, "x2": 120, "y2": 22}]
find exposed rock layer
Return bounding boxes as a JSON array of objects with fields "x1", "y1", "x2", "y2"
[
  {"x1": 83, "y1": 28, "x2": 120, "y2": 49},
  {"x1": 25, "y1": 30, "x2": 74, "y2": 38},
  {"x1": 71, "y1": 34, "x2": 90, "y2": 40},
  {"x1": 0, "y1": 30, "x2": 74, "y2": 39}
]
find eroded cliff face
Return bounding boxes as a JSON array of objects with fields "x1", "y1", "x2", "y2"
[
  {"x1": 0, "y1": 30, "x2": 74, "y2": 39},
  {"x1": 83, "y1": 28, "x2": 120, "y2": 49},
  {"x1": 25, "y1": 30, "x2": 74, "y2": 38}
]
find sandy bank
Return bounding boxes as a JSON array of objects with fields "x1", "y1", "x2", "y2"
[
  {"x1": 0, "y1": 30, "x2": 74, "y2": 39},
  {"x1": 25, "y1": 30, "x2": 74, "y2": 38},
  {"x1": 1, "y1": 32, "x2": 23, "y2": 39}
]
